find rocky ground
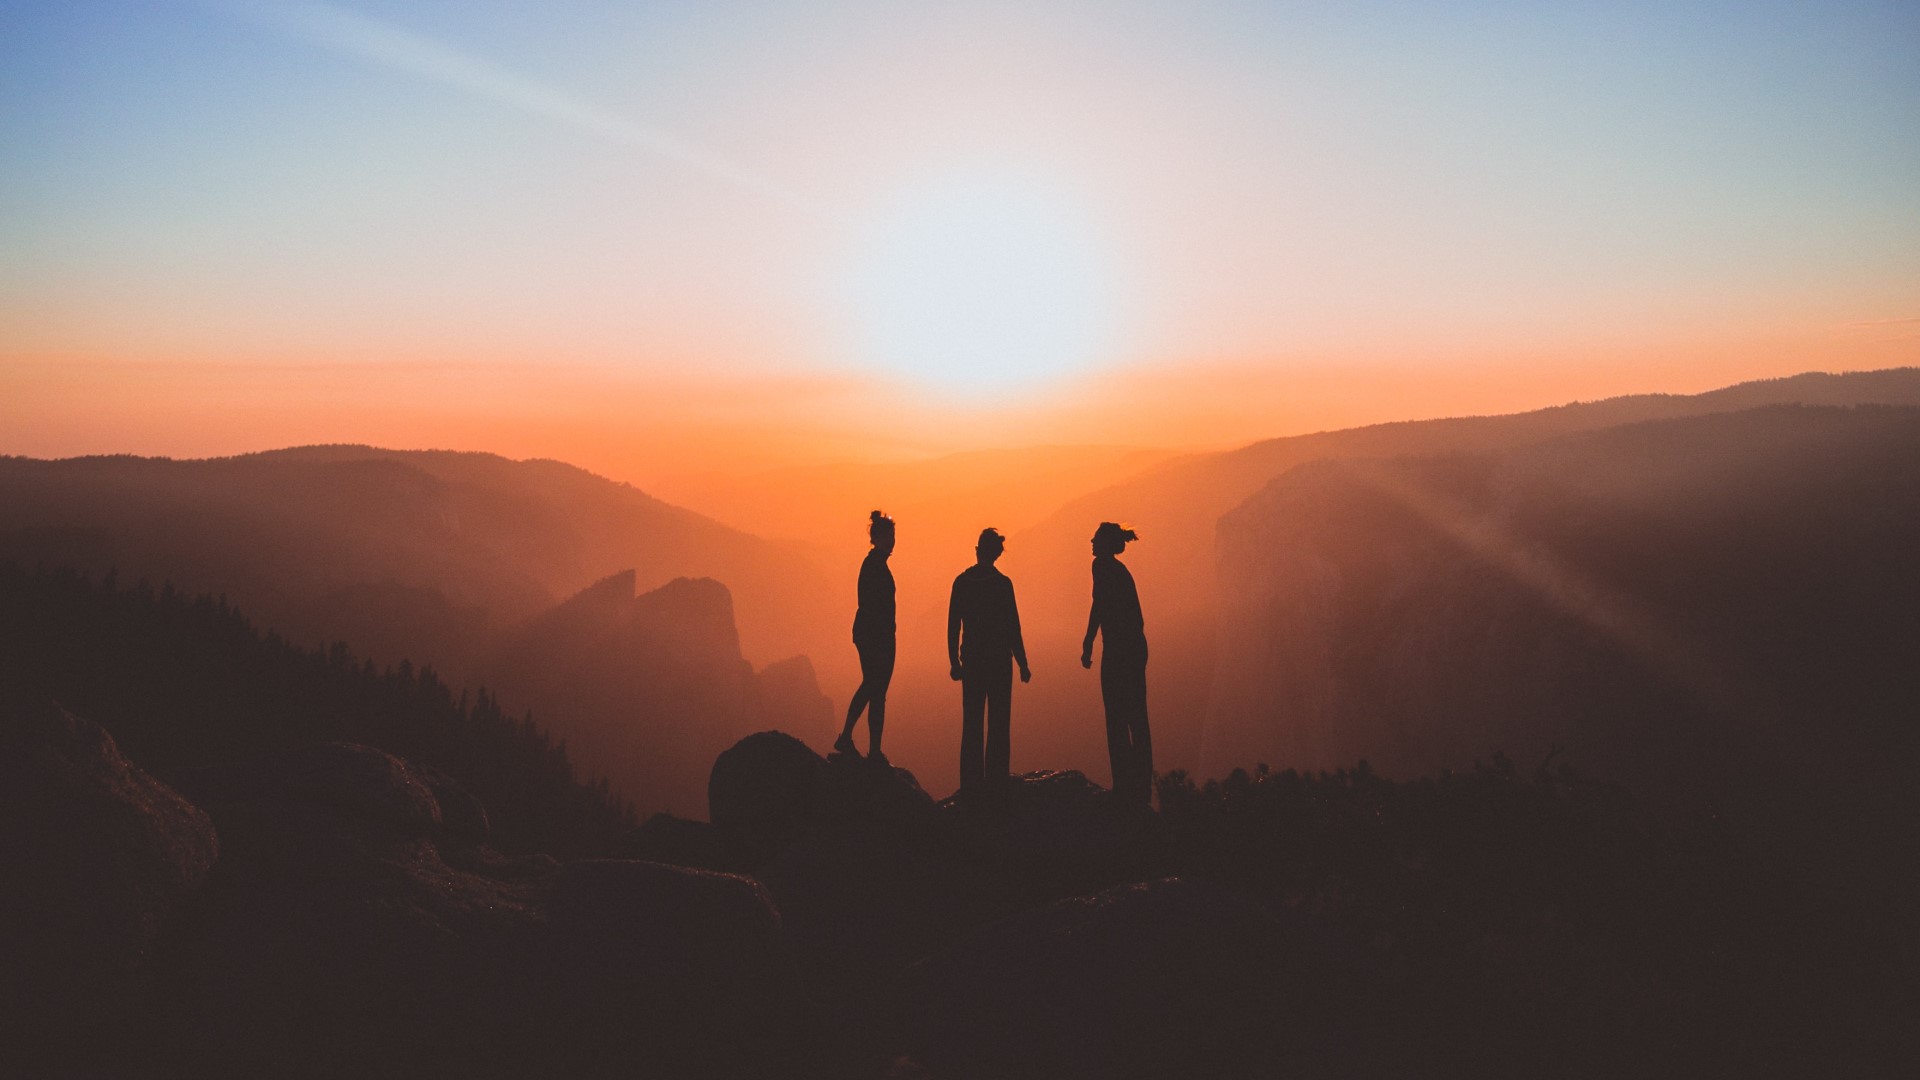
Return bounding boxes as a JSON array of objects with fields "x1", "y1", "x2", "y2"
[{"x1": 4, "y1": 705, "x2": 1906, "y2": 1078}]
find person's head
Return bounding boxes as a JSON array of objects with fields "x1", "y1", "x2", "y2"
[
  {"x1": 975, "y1": 527, "x2": 1005, "y2": 565},
  {"x1": 868, "y1": 510, "x2": 895, "y2": 553},
  {"x1": 1091, "y1": 521, "x2": 1138, "y2": 557}
]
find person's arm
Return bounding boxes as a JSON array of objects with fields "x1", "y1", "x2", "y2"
[
  {"x1": 1010, "y1": 581, "x2": 1030, "y2": 681},
  {"x1": 1081, "y1": 565, "x2": 1104, "y2": 669},
  {"x1": 947, "y1": 578, "x2": 964, "y2": 680}
]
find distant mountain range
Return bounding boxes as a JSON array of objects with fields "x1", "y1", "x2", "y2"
[{"x1": 5, "y1": 367, "x2": 1918, "y2": 810}]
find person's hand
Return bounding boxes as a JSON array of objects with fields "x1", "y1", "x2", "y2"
[
  {"x1": 950, "y1": 663, "x2": 964, "y2": 682},
  {"x1": 1080, "y1": 650, "x2": 1093, "y2": 670},
  {"x1": 1019, "y1": 663, "x2": 1031, "y2": 684}
]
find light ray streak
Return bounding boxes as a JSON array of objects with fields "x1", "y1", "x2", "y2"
[
  {"x1": 1336, "y1": 457, "x2": 1747, "y2": 714},
  {"x1": 217, "y1": 0, "x2": 828, "y2": 220}
]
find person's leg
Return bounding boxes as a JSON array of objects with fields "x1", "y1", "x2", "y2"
[
  {"x1": 986, "y1": 659, "x2": 1012, "y2": 785},
  {"x1": 1126, "y1": 659, "x2": 1153, "y2": 804},
  {"x1": 838, "y1": 641, "x2": 872, "y2": 755},
  {"x1": 1100, "y1": 658, "x2": 1130, "y2": 796},
  {"x1": 841, "y1": 683, "x2": 868, "y2": 739},
  {"x1": 868, "y1": 642, "x2": 895, "y2": 756},
  {"x1": 960, "y1": 672, "x2": 985, "y2": 794}
]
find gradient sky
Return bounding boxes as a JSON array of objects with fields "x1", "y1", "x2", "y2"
[{"x1": 4, "y1": 0, "x2": 1917, "y2": 478}]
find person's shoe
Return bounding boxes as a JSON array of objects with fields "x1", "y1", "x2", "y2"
[
  {"x1": 833, "y1": 733, "x2": 862, "y2": 759},
  {"x1": 868, "y1": 749, "x2": 891, "y2": 770}
]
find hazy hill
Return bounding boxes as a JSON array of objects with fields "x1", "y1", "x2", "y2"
[
  {"x1": 0, "y1": 445, "x2": 838, "y2": 674},
  {"x1": 1208, "y1": 404, "x2": 1920, "y2": 893},
  {"x1": 996, "y1": 368, "x2": 1920, "y2": 777}
]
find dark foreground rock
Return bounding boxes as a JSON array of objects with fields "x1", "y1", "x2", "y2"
[
  {"x1": 889, "y1": 877, "x2": 1374, "y2": 1079},
  {"x1": 158, "y1": 741, "x2": 812, "y2": 1080},
  {"x1": 0, "y1": 726, "x2": 814, "y2": 1079},
  {"x1": 709, "y1": 729, "x2": 830, "y2": 857},
  {"x1": 0, "y1": 699, "x2": 219, "y2": 1034}
]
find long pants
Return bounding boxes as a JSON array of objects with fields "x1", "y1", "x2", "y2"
[
  {"x1": 1101, "y1": 650, "x2": 1153, "y2": 804},
  {"x1": 959, "y1": 658, "x2": 1013, "y2": 793}
]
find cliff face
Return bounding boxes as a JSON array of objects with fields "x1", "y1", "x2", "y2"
[
  {"x1": 486, "y1": 573, "x2": 830, "y2": 817},
  {"x1": 1207, "y1": 405, "x2": 1920, "y2": 833}
]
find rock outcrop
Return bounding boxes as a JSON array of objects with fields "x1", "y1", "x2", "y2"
[
  {"x1": 151, "y1": 739, "x2": 810, "y2": 1079},
  {"x1": 0, "y1": 698, "x2": 219, "y2": 1022},
  {"x1": 710, "y1": 730, "x2": 941, "y2": 862}
]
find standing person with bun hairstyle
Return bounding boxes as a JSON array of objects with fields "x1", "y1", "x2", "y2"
[
  {"x1": 1081, "y1": 522, "x2": 1152, "y2": 806},
  {"x1": 837, "y1": 511, "x2": 896, "y2": 765}
]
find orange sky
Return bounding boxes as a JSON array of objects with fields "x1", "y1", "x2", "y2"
[{"x1": 6, "y1": 325, "x2": 1914, "y2": 494}]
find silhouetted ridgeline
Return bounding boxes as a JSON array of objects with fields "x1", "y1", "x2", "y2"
[{"x1": 0, "y1": 562, "x2": 633, "y2": 856}]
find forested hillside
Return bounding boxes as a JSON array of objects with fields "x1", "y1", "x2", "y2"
[{"x1": 0, "y1": 563, "x2": 633, "y2": 856}]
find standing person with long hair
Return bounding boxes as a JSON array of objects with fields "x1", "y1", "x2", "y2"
[
  {"x1": 1081, "y1": 521, "x2": 1152, "y2": 806},
  {"x1": 837, "y1": 511, "x2": 896, "y2": 765}
]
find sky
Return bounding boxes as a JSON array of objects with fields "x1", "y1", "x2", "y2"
[{"x1": 3, "y1": 0, "x2": 1917, "y2": 480}]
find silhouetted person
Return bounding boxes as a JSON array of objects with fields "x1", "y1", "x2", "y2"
[
  {"x1": 1081, "y1": 522, "x2": 1152, "y2": 806},
  {"x1": 948, "y1": 527, "x2": 1030, "y2": 795},
  {"x1": 837, "y1": 510, "x2": 895, "y2": 765}
]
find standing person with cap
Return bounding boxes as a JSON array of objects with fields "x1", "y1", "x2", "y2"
[{"x1": 1081, "y1": 522, "x2": 1152, "y2": 806}]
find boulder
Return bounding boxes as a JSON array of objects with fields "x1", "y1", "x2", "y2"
[
  {"x1": 0, "y1": 698, "x2": 219, "y2": 1017},
  {"x1": 709, "y1": 730, "x2": 829, "y2": 856},
  {"x1": 710, "y1": 731, "x2": 941, "y2": 866},
  {"x1": 890, "y1": 877, "x2": 1373, "y2": 1079}
]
